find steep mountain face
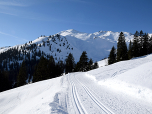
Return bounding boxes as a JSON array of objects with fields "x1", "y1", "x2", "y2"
[{"x1": 0, "y1": 29, "x2": 134, "y2": 63}]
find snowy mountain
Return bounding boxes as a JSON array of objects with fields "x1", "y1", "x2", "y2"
[
  {"x1": 0, "y1": 53, "x2": 152, "y2": 114},
  {"x1": 0, "y1": 46, "x2": 11, "y2": 53},
  {"x1": 0, "y1": 29, "x2": 134, "y2": 62},
  {"x1": 58, "y1": 29, "x2": 133, "y2": 61}
]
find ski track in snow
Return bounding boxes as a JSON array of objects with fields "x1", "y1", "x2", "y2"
[
  {"x1": 68, "y1": 75, "x2": 88, "y2": 114},
  {"x1": 68, "y1": 73, "x2": 114, "y2": 114},
  {"x1": 74, "y1": 76, "x2": 114, "y2": 114},
  {"x1": 66, "y1": 71, "x2": 152, "y2": 114}
]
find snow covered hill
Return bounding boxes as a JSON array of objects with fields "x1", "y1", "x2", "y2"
[
  {"x1": 58, "y1": 29, "x2": 133, "y2": 61},
  {"x1": 0, "y1": 46, "x2": 11, "y2": 53},
  {"x1": 0, "y1": 29, "x2": 134, "y2": 62},
  {"x1": 0, "y1": 53, "x2": 152, "y2": 114}
]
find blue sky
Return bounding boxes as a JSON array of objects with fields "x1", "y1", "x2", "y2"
[{"x1": 0, "y1": 0, "x2": 152, "y2": 47}]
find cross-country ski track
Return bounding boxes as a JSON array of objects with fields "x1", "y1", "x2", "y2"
[{"x1": 68, "y1": 73, "x2": 114, "y2": 114}]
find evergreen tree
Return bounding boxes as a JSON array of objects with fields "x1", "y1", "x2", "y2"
[
  {"x1": 135, "y1": 31, "x2": 139, "y2": 36},
  {"x1": 132, "y1": 32, "x2": 140, "y2": 57},
  {"x1": 48, "y1": 56, "x2": 56, "y2": 78},
  {"x1": 143, "y1": 33, "x2": 149, "y2": 55},
  {"x1": 139, "y1": 30, "x2": 145, "y2": 56},
  {"x1": 139, "y1": 30, "x2": 144, "y2": 37},
  {"x1": 117, "y1": 32, "x2": 128, "y2": 62},
  {"x1": 108, "y1": 46, "x2": 116, "y2": 65},
  {"x1": 87, "y1": 58, "x2": 93, "y2": 70},
  {"x1": 128, "y1": 40, "x2": 133, "y2": 59},
  {"x1": 17, "y1": 61, "x2": 27, "y2": 87},
  {"x1": 93, "y1": 61, "x2": 99, "y2": 69},
  {"x1": 65, "y1": 53, "x2": 75, "y2": 74},
  {"x1": 33, "y1": 56, "x2": 49, "y2": 82},
  {"x1": 74, "y1": 61, "x2": 80, "y2": 72},
  {"x1": 55, "y1": 60, "x2": 64, "y2": 76},
  {"x1": 0, "y1": 70, "x2": 11, "y2": 92},
  {"x1": 76, "y1": 51, "x2": 89, "y2": 72}
]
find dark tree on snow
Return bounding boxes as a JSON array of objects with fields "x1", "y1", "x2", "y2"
[
  {"x1": 128, "y1": 40, "x2": 133, "y2": 59},
  {"x1": 117, "y1": 32, "x2": 128, "y2": 62},
  {"x1": 75, "y1": 51, "x2": 89, "y2": 72},
  {"x1": 108, "y1": 46, "x2": 116, "y2": 65},
  {"x1": 33, "y1": 56, "x2": 49, "y2": 82},
  {"x1": 65, "y1": 53, "x2": 75, "y2": 74},
  {"x1": 17, "y1": 61, "x2": 27, "y2": 87}
]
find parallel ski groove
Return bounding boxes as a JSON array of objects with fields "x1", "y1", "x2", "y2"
[
  {"x1": 68, "y1": 74, "x2": 87, "y2": 114},
  {"x1": 74, "y1": 75, "x2": 114, "y2": 114}
]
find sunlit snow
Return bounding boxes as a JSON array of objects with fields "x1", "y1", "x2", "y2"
[{"x1": 0, "y1": 53, "x2": 152, "y2": 114}]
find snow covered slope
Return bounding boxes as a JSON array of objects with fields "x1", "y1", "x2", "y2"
[
  {"x1": 0, "y1": 77, "x2": 65, "y2": 114},
  {"x1": 58, "y1": 29, "x2": 133, "y2": 61},
  {"x1": 87, "y1": 54, "x2": 152, "y2": 104},
  {"x1": 0, "y1": 29, "x2": 134, "y2": 62},
  {"x1": 1, "y1": 54, "x2": 152, "y2": 114},
  {"x1": 98, "y1": 58, "x2": 108, "y2": 67},
  {"x1": 0, "y1": 46, "x2": 11, "y2": 53}
]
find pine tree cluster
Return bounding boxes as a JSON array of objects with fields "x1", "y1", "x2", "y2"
[
  {"x1": 108, "y1": 30, "x2": 152, "y2": 65},
  {"x1": 0, "y1": 46, "x2": 98, "y2": 92}
]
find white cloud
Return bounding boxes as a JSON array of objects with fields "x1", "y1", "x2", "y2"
[
  {"x1": 0, "y1": 1, "x2": 27, "y2": 7},
  {"x1": 0, "y1": 11, "x2": 17, "y2": 16},
  {"x1": 0, "y1": 31, "x2": 28, "y2": 42}
]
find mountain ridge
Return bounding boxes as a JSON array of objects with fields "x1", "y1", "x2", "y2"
[{"x1": 1, "y1": 29, "x2": 135, "y2": 62}]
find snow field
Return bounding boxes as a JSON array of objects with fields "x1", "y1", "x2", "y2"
[
  {"x1": 85, "y1": 54, "x2": 152, "y2": 113},
  {"x1": 98, "y1": 61, "x2": 152, "y2": 103},
  {"x1": 98, "y1": 58, "x2": 108, "y2": 67},
  {"x1": 0, "y1": 77, "x2": 63, "y2": 114}
]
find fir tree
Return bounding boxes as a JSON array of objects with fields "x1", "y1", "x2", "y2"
[
  {"x1": 128, "y1": 40, "x2": 133, "y2": 59},
  {"x1": 74, "y1": 61, "x2": 80, "y2": 72},
  {"x1": 108, "y1": 46, "x2": 116, "y2": 65},
  {"x1": 55, "y1": 60, "x2": 64, "y2": 76},
  {"x1": 65, "y1": 53, "x2": 75, "y2": 74},
  {"x1": 93, "y1": 61, "x2": 99, "y2": 69},
  {"x1": 87, "y1": 58, "x2": 93, "y2": 70},
  {"x1": 117, "y1": 32, "x2": 128, "y2": 62},
  {"x1": 76, "y1": 51, "x2": 89, "y2": 72},
  {"x1": 48, "y1": 56, "x2": 56, "y2": 78},
  {"x1": 134, "y1": 31, "x2": 139, "y2": 36},
  {"x1": 33, "y1": 56, "x2": 49, "y2": 82},
  {"x1": 139, "y1": 30, "x2": 144, "y2": 37},
  {"x1": 139, "y1": 30, "x2": 145, "y2": 56},
  {"x1": 143, "y1": 33, "x2": 149, "y2": 55},
  {"x1": 17, "y1": 61, "x2": 27, "y2": 87},
  {"x1": 0, "y1": 70, "x2": 11, "y2": 92},
  {"x1": 132, "y1": 32, "x2": 140, "y2": 57}
]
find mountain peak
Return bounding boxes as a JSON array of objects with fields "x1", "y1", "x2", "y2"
[
  {"x1": 59, "y1": 29, "x2": 81, "y2": 34},
  {"x1": 67, "y1": 29, "x2": 78, "y2": 32}
]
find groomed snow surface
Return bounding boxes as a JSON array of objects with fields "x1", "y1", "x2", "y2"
[{"x1": 1, "y1": 54, "x2": 152, "y2": 114}]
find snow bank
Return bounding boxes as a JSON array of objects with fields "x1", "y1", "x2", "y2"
[
  {"x1": 0, "y1": 77, "x2": 63, "y2": 114},
  {"x1": 98, "y1": 61, "x2": 152, "y2": 103},
  {"x1": 98, "y1": 59, "x2": 108, "y2": 67},
  {"x1": 86, "y1": 54, "x2": 152, "y2": 103}
]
